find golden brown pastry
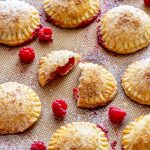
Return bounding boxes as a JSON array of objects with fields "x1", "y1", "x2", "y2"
[
  {"x1": 0, "y1": 82, "x2": 41, "y2": 134},
  {"x1": 122, "y1": 114, "x2": 150, "y2": 150},
  {"x1": 48, "y1": 122, "x2": 109, "y2": 150},
  {"x1": 97, "y1": 5, "x2": 150, "y2": 54},
  {"x1": 0, "y1": 0, "x2": 41, "y2": 46},
  {"x1": 73, "y1": 62, "x2": 117, "y2": 108},
  {"x1": 38, "y1": 50, "x2": 81, "y2": 87},
  {"x1": 122, "y1": 59, "x2": 150, "y2": 105},
  {"x1": 43, "y1": 0, "x2": 100, "y2": 28}
]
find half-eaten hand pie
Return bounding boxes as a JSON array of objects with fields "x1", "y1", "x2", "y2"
[
  {"x1": 122, "y1": 114, "x2": 150, "y2": 150},
  {"x1": 38, "y1": 50, "x2": 81, "y2": 87},
  {"x1": 97, "y1": 5, "x2": 150, "y2": 54},
  {"x1": 48, "y1": 122, "x2": 109, "y2": 150},
  {"x1": 122, "y1": 59, "x2": 150, "y2": 105},
  {"x1": 43, "y1": 0, "x2": 100, "y2": 28},
  {"x1": 0, "y1": 82, "x2": 41, "y2": 134},
  {"x1": 73, "y1": 63, "x2": 117, "y2": 108},
  {"x1": 0, "y1": 0, "x2": 41, "y2": 46}
]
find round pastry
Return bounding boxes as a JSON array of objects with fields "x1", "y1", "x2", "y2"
[
  {"x1": 0, "y1": 82, "x2": 41, "y2": 134},
  {"x1": 122, "y1": 59, "x2": 150, "y2": 105},
  {"x1": 0, "y1": 0, "x2": 41, "y2": 46},
  {"x1": 97, "y1": 5, "x2": 150, "y2": 54},
  {"x1": 48, "y1": 122, "x2": 109, "y2": 150},
  {"x1": 38, "y1": 50, "x2": 81, "y2": 87},
  {"x1": 73, "y1": 62, "x2": 117, "y2": 108},
  {"x1": 43, "y1": 0, "x2": 100, "y2": 28},
  {"x1": 122, "y1": 114, "x2": 150, "y2": 150}
]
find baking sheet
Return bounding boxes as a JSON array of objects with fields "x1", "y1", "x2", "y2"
[{"x1": 0, "y1": 0, "x2": 150, "y2": 149}]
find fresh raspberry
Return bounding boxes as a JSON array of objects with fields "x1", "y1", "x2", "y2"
[
  {"x1": 52, "y1": 99, "x2": 68, "y2": 117},
  {"x1": 30, "y1": 141, "x2": 46, "y2": 150},
  {"x1": 108, "y1": 107, "x2": 127, "y2": 124},
  {"x1": 19, "y1": 47, "x2": 35, "y2": 63},
  {"x1": 144, "y1": 0, "x2": 150, "y2": 6},
  {"x1": 56, "y1": 57, "x2": 75, "y2": 75},
  {"x1": 73, "y1": 87, "x2": 79, "y2": 100},
  {"x1": 38, "y1": 27, "x2": 53, "y2": 42}
]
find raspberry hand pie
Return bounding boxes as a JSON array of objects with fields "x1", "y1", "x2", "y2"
[
  {"x1": 38, "y1": 50, "x2": 81, "y2": 87},
  {"x1": 122, "y1": 59, "x2": 150, "y2": 105},
  {"x1": 0, "y1": 0, "x2": 41, "y2": 46},
  {"x1": 122, "y1": 114, "x2": 150, "y2": 150},
  {"x1": 97, "y1": 5, "x2": 150, "y2": 54},
  {"x1": 73, "y1": 63, "x2": 117, "y2": 108},
  {"x1": 48, "y1": 122, "x2": 109, "y2": 150},
  {"x1": 0, "y1": 82, "x2": 41, "y2": 134},
  {"x1": 43, "y1": 0, "x2": 100, "y2": 28}
]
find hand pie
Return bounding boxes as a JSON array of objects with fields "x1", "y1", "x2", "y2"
[
  {"x1": 122, "y1": 59, "x2": 150, "y2": 105},
  {"x1": 0, "y1": 0, "x2": 41, "y2": 46},
  {"x1": 48, "y1": 122, "x2": 109, "y2": 150},
  {"x1": 0, "y1": 82, "x2": 41, "y2": 134},
  {"x1": 97, "y1": 5, "x2": 150, "y2": 54},
  {"x1": 122, "y1": 114, "x2": 150, "y2": 150},
  {"x1": 38, "y1": 50, "x2": 81, "y2": 87},
  {"x1": 73, "y1": 63, "x2": 117, "y2": 108},
  {"x1": 43, "y1": 0, "x2": 100, "y2": 28}
]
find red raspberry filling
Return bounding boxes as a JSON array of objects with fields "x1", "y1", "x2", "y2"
[
  {"x1": 19, "y1": 47, "x2": 35, "y2": 63},
  {"x1": 144, "y1": 0, "x2": 150, "y2": 6},
  {"x1": 52, "y1": 99, "x2": 68, "y2": 117},
  {"x1": 30, "y1": 141, "x2": 46, "y2": 150},
  {"x1": 73, "y1": 87, "x2": 79, "y2": 100},
  {"x1": 97, "y1": 124, "x2": 109, "y2": 139},
  {"x1": 56, "y1": 57, "x2": 75, "y2": 75},
  {"x1": 97, "y1": 25, "x2": 107, "y2": 49},
  {"x1": 108, "y1": 107, "x2": 127, "y2": 124},
  {"x1": 46, "y1": 11, "x2": 100, "y2": 28},
  {"x1": 111, "y1": 141, "x2": 117, "y2": 150},
  {"x1": 38, "y1": 27, "x2": 53, "y2": 42}
]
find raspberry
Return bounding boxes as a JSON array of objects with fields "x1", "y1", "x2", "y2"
[
  {"x1": 144, "y1": 0, "x2": 150, "y2": 6},
  {"x1": 73, "y1": 87, "x2": 79, "y2": 100},
  {"x1": 52, "y1": 99, "x2": 68, "y2": 117},
  {"x1": 30, "y1": 141, "x2": 46, "y2": 150},
  {"x1": 19, "y1": 47, "x2": 35, "y2": 63},
  {"x1": 38, "y1": 27, "x2": 53, "y2": 42},
  {"x1": 56, "y1": 57, "x2": 75, "y2": 75},
  {"x1": 108, "y1": 107, "x2": 127, "y2": 124}
]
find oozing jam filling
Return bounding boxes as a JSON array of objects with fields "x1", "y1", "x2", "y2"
[
  {"x1": 73, "y1": 87, "x2": 79, "y2": 100},
  {"x1": 97, "y1": 25, "x2": 107, "y2": 49},
  {"x1": 97, "y1": 124, "x2": 109, "y2": 139},
  {"x1": 56, "y1": 57, "x2": 75, "y2": 75},
  {"x1": 46, "y1": 11, "x2": 100, "y2": 28},
  {"x1": 77, "y1": 11, "x2": 100, "y2": 28}
]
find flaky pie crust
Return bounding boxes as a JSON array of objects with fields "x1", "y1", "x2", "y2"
[
  {"x1": 122, "y1": 114, "x2": 150, "y2": 150},
  {"x1": 0, "y1": 82, "x2": 41, "y2": 134},
  {"x1": 48, "y1": 122, "x2": 109, "y2": 150},
  {"x1": 44, "y1": 0, "x2": 100, "y2": 28},
  {"x1": 38, "y1": 50, "x2": 81, "y2": 87},
  {"x1": 122, "y1": 59, "x2": 150, "y2": 105},
  {"x1": 0, "y1": 0, "x2": 41, "y2": 46},
  {"x1": 98, "y1": 5, "x2": 150, "y2": 54},
  {"x1": 76, "y1": 62, "x2": 117, "y2": 108}
]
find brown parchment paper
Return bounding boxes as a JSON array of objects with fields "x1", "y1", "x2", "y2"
[{"x1": 0, "y1": 0, "x2": 150, "y2": 149}]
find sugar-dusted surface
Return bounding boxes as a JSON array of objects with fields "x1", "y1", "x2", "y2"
[{"x1": 0, "y1": 0, "x2": 150, "y2": 149}]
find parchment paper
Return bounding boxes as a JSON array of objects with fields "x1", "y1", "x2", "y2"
[{"x1": 0, "y1": 0, "x2": 150, "y2": 149}]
